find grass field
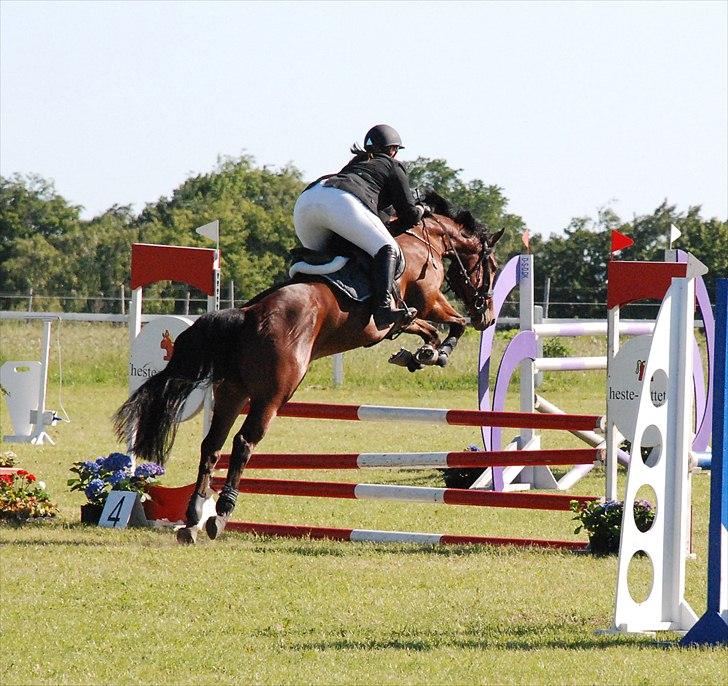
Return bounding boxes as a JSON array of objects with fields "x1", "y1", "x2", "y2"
[{"x1": 1, "y1": 320, "x2": 725, "y2": 685}]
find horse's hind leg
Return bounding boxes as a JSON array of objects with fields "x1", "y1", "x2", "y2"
[
  {"x1": 205, "y1": 398, "x2": 279, "y2": 540},
  {"x1": 177, "y1": 382, "x2": 248, "y2": 545}
]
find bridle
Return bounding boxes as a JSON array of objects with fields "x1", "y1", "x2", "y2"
[{"x1": 425, "y1": 215, "x2": 496, "y2": 319}]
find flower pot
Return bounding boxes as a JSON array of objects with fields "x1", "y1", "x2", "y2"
[{"x1": 80, "y1": 503, "x2": 104, "y2": 525}]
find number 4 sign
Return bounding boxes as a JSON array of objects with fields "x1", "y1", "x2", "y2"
[{"x1": 99, "y1": 491, "x2": 148, "y2": 528}]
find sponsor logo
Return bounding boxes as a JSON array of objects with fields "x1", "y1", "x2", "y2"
[
  {"x1": 160, "y1": 329, "x2": 174, "y2": 361},
  {"x1": 129, "y1": 362, "x2": 160, "y2": 378}
]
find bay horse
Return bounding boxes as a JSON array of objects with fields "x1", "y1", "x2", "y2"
[{"x1": 113, "y1": 191, "x2": 503, "y2": 543}]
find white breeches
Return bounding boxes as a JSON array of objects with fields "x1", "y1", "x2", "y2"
[{"x1": 293, "y1": 182, "x2": 399, "y2": 257}]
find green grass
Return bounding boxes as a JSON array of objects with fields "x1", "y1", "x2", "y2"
[{"x1": 0, "y1": 321, "x2": 725, "y2": 685}]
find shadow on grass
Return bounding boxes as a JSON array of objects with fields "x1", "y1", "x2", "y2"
[
  {"x1": 289, "y1": 622, "x2": 661, "y2": 652},
  {"x1": 245, "y1": 536, "x2": 582, "y2": 559}
]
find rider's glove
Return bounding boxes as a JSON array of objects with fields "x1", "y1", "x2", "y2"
[{"x1": 414, "y1": 203, "x2": 433, "y2": 222}]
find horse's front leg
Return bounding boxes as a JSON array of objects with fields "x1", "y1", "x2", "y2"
[
  {"x1": 435, "y1": 321, "x2": 466, "y2": 367},
  {"x1": 205, "y1": 398, "x2": 279, "y2": 540},
  {"x1": 389, "y1": 318, "x2": 442, "y2": 372}
]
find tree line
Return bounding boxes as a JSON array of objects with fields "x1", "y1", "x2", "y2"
[{"x1": 1, "y1": 155, "x2": 726, "y2": 318}]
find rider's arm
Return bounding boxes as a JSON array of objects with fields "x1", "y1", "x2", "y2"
[{"x1": 386, "y1": 160, "x2": 425, "y2": 229}]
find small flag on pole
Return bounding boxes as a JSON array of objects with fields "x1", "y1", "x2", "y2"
[
  {"x1": 195, "y1": 220, "x2": 219, "y2": 244},
  {"x1": 610, "y1": 229, "x2": 634, "y2": 254},
  {"x1": 670, "y1": 223, "x2": 681, "y2": 247},
  {"x1": 521, "y1": 229, "x2": 530, "y2": 252}
]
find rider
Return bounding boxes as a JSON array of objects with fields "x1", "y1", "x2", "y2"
[{"x1": 293, "y1": 124, "x2": 430, "y2": 330}]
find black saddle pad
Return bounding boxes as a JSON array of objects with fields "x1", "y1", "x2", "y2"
[
  {"x1": 290, "y1": 245, "x2": 374, "y2": 302},
  {"x1": 288, "y1": 238, "x2": 405, "y2": 304}
]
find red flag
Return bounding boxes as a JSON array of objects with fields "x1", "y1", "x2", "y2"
[
  {"x1": 610, "y1": 229, "x2": 634, "y2": 254},
  {"x1": 521, "y1": 229, "x2": 530, "y2": 252}
]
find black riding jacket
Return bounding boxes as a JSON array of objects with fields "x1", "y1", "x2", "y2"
[{"x1": 308, "y1": 153, "x2": 422, "y2": 230}]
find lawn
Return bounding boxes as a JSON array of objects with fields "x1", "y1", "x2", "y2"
[{"x1": 0, "y1": 320, "x2": 724, "y2": 685}]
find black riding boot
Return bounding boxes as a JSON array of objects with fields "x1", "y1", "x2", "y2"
[{"x1": 372, "y1": 246, "x2": 417, "y2": 330}]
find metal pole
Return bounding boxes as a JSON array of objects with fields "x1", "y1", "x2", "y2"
[
  {"x1": 333, "y1": 353, "x2": 344, "y2": 387},
  {"x1": 544, "y1": 277, "x2": 551, "y2": 319}
]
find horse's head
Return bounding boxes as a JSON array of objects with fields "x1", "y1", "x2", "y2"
[{"x1": 422, "y1": 191, "x2": 504, "y2": 330}]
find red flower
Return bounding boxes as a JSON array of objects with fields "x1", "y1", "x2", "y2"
[
  {"x1": 0, "y1": 474, "x2": 13, "y2": 485},
  {"x1": 17, "y1": 469, "x2": 28, "y2": 477},
  {"x1": 25, "y1": 473, "x2": 37, "y2": 482}
]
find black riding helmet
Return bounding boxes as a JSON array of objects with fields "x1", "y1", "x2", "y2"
[{"x1": 364, "y1": 124, "x2": 404, "y2": 152}]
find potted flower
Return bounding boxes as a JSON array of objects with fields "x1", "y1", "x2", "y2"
[
  {"x1": 0, "y1": 469, "x2": 58, "y2": 522},
  {"x1": 68, "y1": 452, "x2": 165, "y2": 524},
  {"x1": 570, "y1": 498, "x2": 655, "y2": 555}
]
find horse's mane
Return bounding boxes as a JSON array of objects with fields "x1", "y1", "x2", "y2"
[{"x1": 421, "y1": 190, "x2": 489, "y2": 239}]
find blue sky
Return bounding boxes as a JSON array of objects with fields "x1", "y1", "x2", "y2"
[{"x1": 1, "y1": 0, "x2": 726, "y2": 236}]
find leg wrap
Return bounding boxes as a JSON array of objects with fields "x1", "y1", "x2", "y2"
[{"x1": 216, "y1": 485, "x2": 238, "y2": 516}]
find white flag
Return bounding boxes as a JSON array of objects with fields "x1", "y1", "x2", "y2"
[
  {"x1": 669, "y1": 223, "x2": 681, "y2": 247},
  {"x1": 195, "y1": 220, "x2": 219, "y2": 243}
]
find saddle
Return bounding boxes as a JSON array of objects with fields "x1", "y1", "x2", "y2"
[{"x1": 289, "y1": 236, "x2": 405, "y2": 304}]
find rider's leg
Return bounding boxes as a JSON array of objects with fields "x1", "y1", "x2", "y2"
[
  {"x1": 294, "y1": 184, "x2": 416, "y2": 328},
  {"x1": 371, "y1": 245, "x2": 416, "y2": 329}
]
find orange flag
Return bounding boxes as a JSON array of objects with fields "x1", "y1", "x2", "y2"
[
  {"x1": 521, "y1": 229, "x2": 530, "y2": 252},
  {"x1": 610, "y1": 229, "x2": 634, "y2": 254}
]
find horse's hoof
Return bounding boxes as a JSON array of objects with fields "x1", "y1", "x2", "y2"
[
  {"x1": 176, "y1": 526, "x2": 198, "y2": 545},
  {"x1": 414, "y1": 345, "x2": 438, "y2": 365},
  {"x1": 205, "y1": 515, "x2": 227, "y2": 540},
  {"x1": 389, "y1": 348, "x2": 414, "y2": 367},
  {"x1": 437, "y1": 353, "x2": 449, "y2": 367}
]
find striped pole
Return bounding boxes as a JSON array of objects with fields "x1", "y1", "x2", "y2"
[
  {"x1": 212, "y1": 477, "x2": 597, "y2": 511},
  {"x1": 225, "y1": 520, "x2": 588, "y2": 551},
  {"x1": 216, "y1": 448, "x2": 601, "y2": 471},
  {"x1": 243, "y1": 401, "x2": 603, "y2": 433}
]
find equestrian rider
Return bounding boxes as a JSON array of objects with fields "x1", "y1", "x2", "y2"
[{"x1": 293, "y1": 124, "x2": 430, "y2": 330}]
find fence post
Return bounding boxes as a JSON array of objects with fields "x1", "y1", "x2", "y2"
[
  {"x1": 333, "y1": 353, "x2": 344, "y2": 387},
  {"x1": 543, "y1": 276, "x2": 551, "y2": 319},
  {"x1": 228, "y1": 280, "x2": 235, "y2": 309},
  {"x1": 184, "y1": 291, "x2": 190, "y2": 315},
  {"x1": 27, "y1": 288, "x2": 33, "y2": 313},
  {"x1": 119, "y1": 285, "x2": 126, "y2": 315}
]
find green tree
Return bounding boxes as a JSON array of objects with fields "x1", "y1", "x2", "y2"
[
  {"x1": 405, "y1": 157, "x2": 535, "y2": 261},
  {"x1": 134, "y1": 155, "x2": 304, "y2": 307}
]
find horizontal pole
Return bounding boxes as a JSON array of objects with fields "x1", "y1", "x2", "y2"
[
  {"x1": 216, "y1": 448, "x2": 602, "y2": 471},
  {"x1": 534, "y1": 357, "x2": 607, "y2": 371},
  {"x1": 224, "y1": 520, "x2": 589, "y2": 551},
  {"x1": 212, "y1": 477, "x2": 597, "y2": 511},
  {"x1": 242, "y1": 401, "x2": 603, "y2": 433},
  {"x1": 533, "y1": 321, "x2": 655, "y2": 337}
]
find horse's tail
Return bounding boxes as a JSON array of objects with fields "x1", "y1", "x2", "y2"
[{"x1": 113, "y1": 310, "x2": 244, "y2": 465}]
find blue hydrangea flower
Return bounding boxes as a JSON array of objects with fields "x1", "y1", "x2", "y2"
[
  {"x1": 84, "y1": 478, "x2": 106, "y2": 501},
  {"x1": 134, "y1": 462, "x2": 165, "y2": 479},
  {"x1": 80, "y1": 460, "x2": 100, "y2": 475},
  {"x1": 102, "y1": 452, "x2": 132, "y2": 472},
  {"x1": 108, "y1": 470, "x2": 126, "y2": 486}
]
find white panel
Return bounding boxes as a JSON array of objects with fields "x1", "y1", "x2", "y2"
[
  {"x1": 351, "y1": 529, "x2": 442, "y2": 545},
  {"x1": 357, "y1": 406, "x2": 448, "y2": 424},
  {"x1": 353, "y1": 483, "x2": 445, "y2": 503}
]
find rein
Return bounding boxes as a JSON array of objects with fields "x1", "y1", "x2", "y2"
[{"x1": 423, "y1": 215, "x2": 495, "y2": 316}]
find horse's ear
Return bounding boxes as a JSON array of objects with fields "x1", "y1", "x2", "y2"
[{"x1": 488, "y1": 228, "x2": 505, "y2": 247}]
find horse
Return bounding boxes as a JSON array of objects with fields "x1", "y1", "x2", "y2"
[{"x1": 113, "y1": 191, "x2": 503, "y2": 544}]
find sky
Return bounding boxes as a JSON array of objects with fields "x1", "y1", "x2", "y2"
[{"x1": 1, "y1": 0, "x2": 726, "y2": 237}]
